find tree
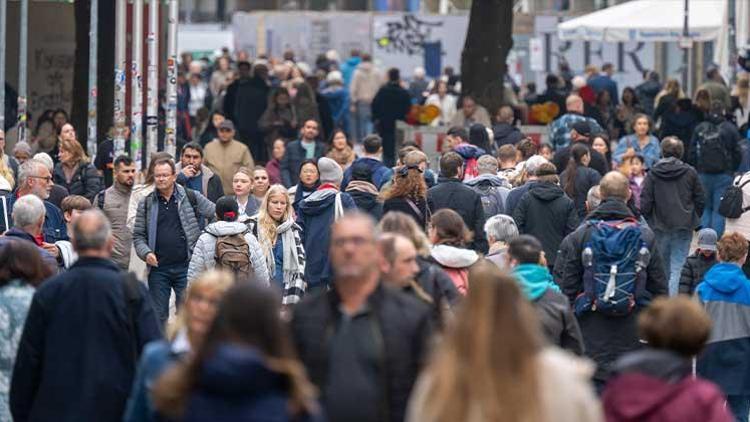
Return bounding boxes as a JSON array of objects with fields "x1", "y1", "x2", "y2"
[
  {"x1": 460, "y1": 0, "x2": 514, "y2": 116},
  {"x1": 72, "y1": 0, "x2": 115, "y2": 154}
]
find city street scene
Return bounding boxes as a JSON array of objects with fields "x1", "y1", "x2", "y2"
[{"x1": 1, "y1": 0, "x2": 750, "y2": 420}]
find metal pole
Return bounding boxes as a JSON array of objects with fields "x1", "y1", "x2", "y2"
[
  {"x1": 146, "y1": 0, "x2": 159, "y2": 166},
  {"x1": 682, "y1": 0, "x2": 689, "y2": 92},
  {"x1": 728, "y1": 0, "x2": 737, "y2": 85},
  {"x1": 165, "y1": 0, "x2": 178, "y2": 157},
  {"x1": 16, "y1": 0, "x2": 28, "y2": 145},
  {"x1": 0, "y1": 0, "x2": 6, "y2": 131},
  {"x1": 87, "y1": 0, "x2": 98, "y2": 159},
  {"x1": 114, "y1": 0, "x2": 127, "y2": 158},
  {"x1": 131, "y1": 0, "x2": 144, "y2": 168}
]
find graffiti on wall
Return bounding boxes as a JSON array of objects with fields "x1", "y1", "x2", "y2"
[
  {"x1": 29, "y1": 46, "x2": 74, "y2": 118},
  {"x1": 376, "y1": 14, "x2": 443, "y2": 56}
]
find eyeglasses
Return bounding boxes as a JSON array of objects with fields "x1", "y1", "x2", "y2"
[{"x1": 29, "y1": 175, "x2": 53, "y2": 183}]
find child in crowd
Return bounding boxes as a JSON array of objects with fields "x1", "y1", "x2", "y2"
[{"x1": 678, "y1": 228, "x2": 718, "y2": 295}]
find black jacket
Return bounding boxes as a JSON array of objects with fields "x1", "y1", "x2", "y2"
[
  {"x1": 513, "y1": 182, "x2": 578, "y2": 263},
  {"x1": 560, "y1": 199, "x2": 668, "y2": 384},
  {"x1": 383, "y1": 196, "x2": 429, "y2": 231},
  {"x1": 224, "y1": 76, "x2": 270, "y2": 159},
  {"x1": 640, "y1": 157, "x2": 705, "y2": 231},
  {"x1": 658, "y1": 98, "x2": 704, "y2": 145},
  {"x1": 687, "y1": 115, "x2": 743, "y2": 174},
  {"x1": 635, "y1": 79, "x2": 661, "y2": 117},
  {"x1": 348, "y1": 189, "x2": 383, "y2": 220},
  {"x1": 372, "y1": 82, "x2": 412, "y2": 131},
  {"x1": 52, "y1": 162, "x2": 102, "y2": 203},
  {"x1": 427, "y1": 178, "x2": 488, "y2": 253},
  {"x1": 679, "y1": 251, "x2": 718, "y2": 295},
  {"x1": 560, "y1": 166, "x2": 602, "y2": 219},
  {"x1": 492, "y1": 122, "x2": 524, "y2": 147},
  {"x1": 280, "y1": 140, "x2": 327, "y2": 187},
  {"x1": 535, "y1": 289, "x2": 585, "y2": 355},
  {"x1": 10, "y1": 258, "x2": 161, "y2": 422},
  {"x1": 553, "y1": 143, "x2": 609, "y2": 176},
  {"x1": 291, "y1": 284, "x2": 433, "y2": 422}
]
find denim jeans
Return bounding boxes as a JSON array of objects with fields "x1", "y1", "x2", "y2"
[
  {"x1": 654, "y1": 229, "x2": 692, "y2": 296},
  {"x1": 700, "y1": 172, "x2": 734, "y2": 237},
  {"x1": 147, "y1": 263, "x2": 188, "y2": 326},
  {"x1": 353, "y1": 101, "x2": 372, "y2": 143},
  {"x1": 727, "y1": 395, "x2": 750, "y2": 422}
]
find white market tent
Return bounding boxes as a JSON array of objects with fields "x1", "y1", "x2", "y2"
[{"x1": 558, "y1": 0, "x2": 724, "y2": 43}]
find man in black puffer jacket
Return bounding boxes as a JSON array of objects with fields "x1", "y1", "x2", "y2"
[
  {"x1": 641, "y1": 137, "x2": 704, "y2": 296},
  {"x1": 291, "y1": 214, "x2": 433, "y2": 422},
  {"x1": 513, "y1": 162, "x2": 578, "y2": 266},
  {"x1": 345, "y1": 163, "x2": 383, "y2": 220}
]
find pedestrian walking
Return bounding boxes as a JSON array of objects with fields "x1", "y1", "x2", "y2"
[
  {"x1": 203, "y1": 120, "x2": 255, "y2": 195},
  {"x1": 175, "y1": 142, "x2": 225, "y2": 203},
  {"x1": 93, "y1": 155, "x2": 136, "y2": 270}
]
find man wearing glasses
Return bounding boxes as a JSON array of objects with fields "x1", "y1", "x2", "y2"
[{"x1": 1, "y1": 158, "x2": 69, "y2": 245}]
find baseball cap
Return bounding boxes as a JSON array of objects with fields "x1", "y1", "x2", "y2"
[
  {"x1": 571, "y1": 120, "x2": 591, "y2": 137},
  {"x1": 218, "y1": 120, "x2": 235, "y2": 131},
  {"x1": 697, "y1": 228, "x2": 718, "y2": 251}
]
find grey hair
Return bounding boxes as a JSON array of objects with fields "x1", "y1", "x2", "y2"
[
  {"x1": 587, "y1": 185, "x2": 602, "y2": 210},
  {"x1": 484, "y1": 214, "x2": 519, "y2": 244},
  {"x1": 477, "y1": 154, "x2": 499, "y2": 175},
  {"x1": 524, "y1": 155, "x2": 548, "y2": 176},
  {"x1": 72, "y1": 209, "x2": 112, "y2": 252},
  {"x1": 17, "y1": 159, "x2": 47, "y2": 189},
  {"x1": 12, "y1": 194, "x2": 46, "y2": 229}
]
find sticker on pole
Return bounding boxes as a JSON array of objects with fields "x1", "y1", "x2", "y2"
[{"x1": 679, "y1": 37, "x2": 693, "y2": 49}]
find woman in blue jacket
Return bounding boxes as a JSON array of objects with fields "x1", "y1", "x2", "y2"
[
  {"x1": 123, "y1": 271, "x2": 235, "y2": 422},
  {"x1": 150, "y1": 282, "x2": 322, "y2": 422},
  {"x1": 613, "y1": 113, "x2": 661, "y2": 169},
  {"x1": 696, "y1": 232, "x2": 750, "y2": 422}
]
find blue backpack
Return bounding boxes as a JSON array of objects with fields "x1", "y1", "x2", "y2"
[{"x1": 574, "y1": 218, "x2": 651, "y2": 317}]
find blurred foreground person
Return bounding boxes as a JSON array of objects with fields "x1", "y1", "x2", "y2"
[
  {"x1": 603, "y1": 296, "x2": 732, "y2": 422},
  {"x1": 124, "y1": 271, "x2": 235, "y2": 422},
  {"x1": 10, "y1": 210, "x2": 161, "y2": 421},
  {"x1": 153, "y1": 282, "x2": 322, "y2": 422},
  {"x1": 407, "y1": 260, "x2": 602, "y2": 422}
]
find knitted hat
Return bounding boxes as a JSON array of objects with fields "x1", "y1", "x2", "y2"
[
  {"x1": 317, "y1": 157, "x2": 343, "y2": 185},
  {"x1": 215, "y1": 196, "x2": 240, "y2": 222}
]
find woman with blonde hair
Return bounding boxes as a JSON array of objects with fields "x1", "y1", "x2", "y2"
[
  {"x1": 407, "y1": 260, "x2": 602, "y2": 422},
  {"x1": 123, "y1": 270, "x2": 236, "y2": 422},
  {"x1": 231, "y1": 167, "x2": 259, "y2": 222},
  {"x1": 0, "y1": 134, "x2": 15, "y2": 192},
  {"x1": 151, "y1": 282, "x2": 321, "y2": 421},
  {"x1": 246, "y1": 184, "x2": 306, "y2": 305},
  {"x1": 53, "y1": 130, "x2": 101, "y2": 202}
]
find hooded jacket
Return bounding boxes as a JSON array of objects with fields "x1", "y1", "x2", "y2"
[
  {"x1": 187, "y1": 221, "x2": 270, "y2": 284},
  {"x1": 429, "y1": 244, "x2": 479, "y2": 295},
  {"x1": 513, "y1": 264, "x2": 585, "y2": 355},
  {"x1": 604, "y1": 349, "x2": 732, "y2": 422},
  {"x1": 346, "y1": 181, "x2": 383, "y2": 220},
  {"x1": 341, "y1": 156, "x2": 393, "y2": 190},
  {"x1": 640, "y1": 157, "x2": 704, "y2": 231},
  {"x1": 635, "y1": 79, "x2": 662, "y2": 116},
  {"x1": 679, "y1": 251, "x2": 718, "y2": 295},
  {"x1": 697, "y1": 263, "x2": 750, "y2": 395},
  {"x1": 464, "y1": 173, "x2": 511, "y2": 217},
  {"x1": 492, "y1": 122, "x2": 524, "y2": 147},
  {"x1": 560, "y1": 199, "x2": 667, "y2": 385},
  {"x1": 453, "y1": 143, "x2": 486, "y2": 181},
  {"x1": 296, "y1": 189, "x2": 357, "y2": 288},
  {"x1": 513, "y1": 182, "x2": 578, "y2": 263},
  {"x1": 687, "y1": 114, "x2": 743, "y2": 174},
  {"x1": 184, "y1": 344, "x2": 323, "y2": 422}
]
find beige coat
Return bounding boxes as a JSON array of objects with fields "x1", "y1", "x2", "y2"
[
  {"x1": 406, "y1": 347, "x2": 603, "y2": 422},
  {"x1": 450, "y1": 104, "x2": 492, "y2": 128},
  {"x1": 203, "y1": 138, "x2": 255, "y2": 195},
  {"x1": 350, "y1": 62, "x2": 382, "y2": 104}
]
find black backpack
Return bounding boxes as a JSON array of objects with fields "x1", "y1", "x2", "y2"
[
  {"x1": 694, "y1": 122, "x2": 728, "y2": 173},
  {"x1": 719, "y1": 176, "x2": 750, "y2": 218}
]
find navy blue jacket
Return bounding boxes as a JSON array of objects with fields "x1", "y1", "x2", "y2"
[
  {"x1": 588, "y1": 74, "x2": 619, "y2": 104},
  {"x1": 281, "y1": 140, "x2": 327, "y2": 187},
  {"x1": 341, "y1": 157, "x2": 393, "y2": 190},
  {"x1": 10, "y1": 257, "x2": 162, "y2": 422},
  {"x1": 184, "y1": 344, "x2": 323, "y2": 422},
  {"x1": 1, "y1": 193, "x2": 68, "y2": 243},
  {"x1": 296, "y1": 189, "x2": 357, "y2": 288},
  {"x1": 0, "y1": 228, "x2": 58, "y2": 271}
]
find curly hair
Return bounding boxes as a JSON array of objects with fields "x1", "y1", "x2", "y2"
[{"x1": 382, "y1": 166, "x2": 426, "y2": 201}]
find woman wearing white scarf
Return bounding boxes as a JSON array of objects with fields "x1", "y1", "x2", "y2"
[{"x1": 246, "y1": 184, "x2": 306, "y2": 305}]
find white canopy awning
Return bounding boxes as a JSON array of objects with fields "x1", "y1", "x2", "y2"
[{"x1": 558, "y1": 0, "x2": 724, "y2": 43}]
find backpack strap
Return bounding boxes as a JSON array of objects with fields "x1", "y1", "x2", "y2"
[
  {"x1": 184, "y1": 188, "x2": 201, "y2": 223},
  {"x1": 121, "y1": 272, "x2": 143, "y2": 360},
  {"x1": 96, "y1": 188, "x2": 106, "y2": 210}
]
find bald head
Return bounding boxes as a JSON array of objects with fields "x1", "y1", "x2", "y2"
[
  {"x1": 566, "y1": 95, "x2": 584, "y2": 114},
  {"x1": 599, "y1": 171, "x2": 630, "y2": 201},
  {"x1": 72, "y1": 209, "x2": 113, "y2": 256}
]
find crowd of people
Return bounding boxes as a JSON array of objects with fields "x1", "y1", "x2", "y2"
[{"x1": 0, "y1": 48, "x2": 749, "y2": 422}]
